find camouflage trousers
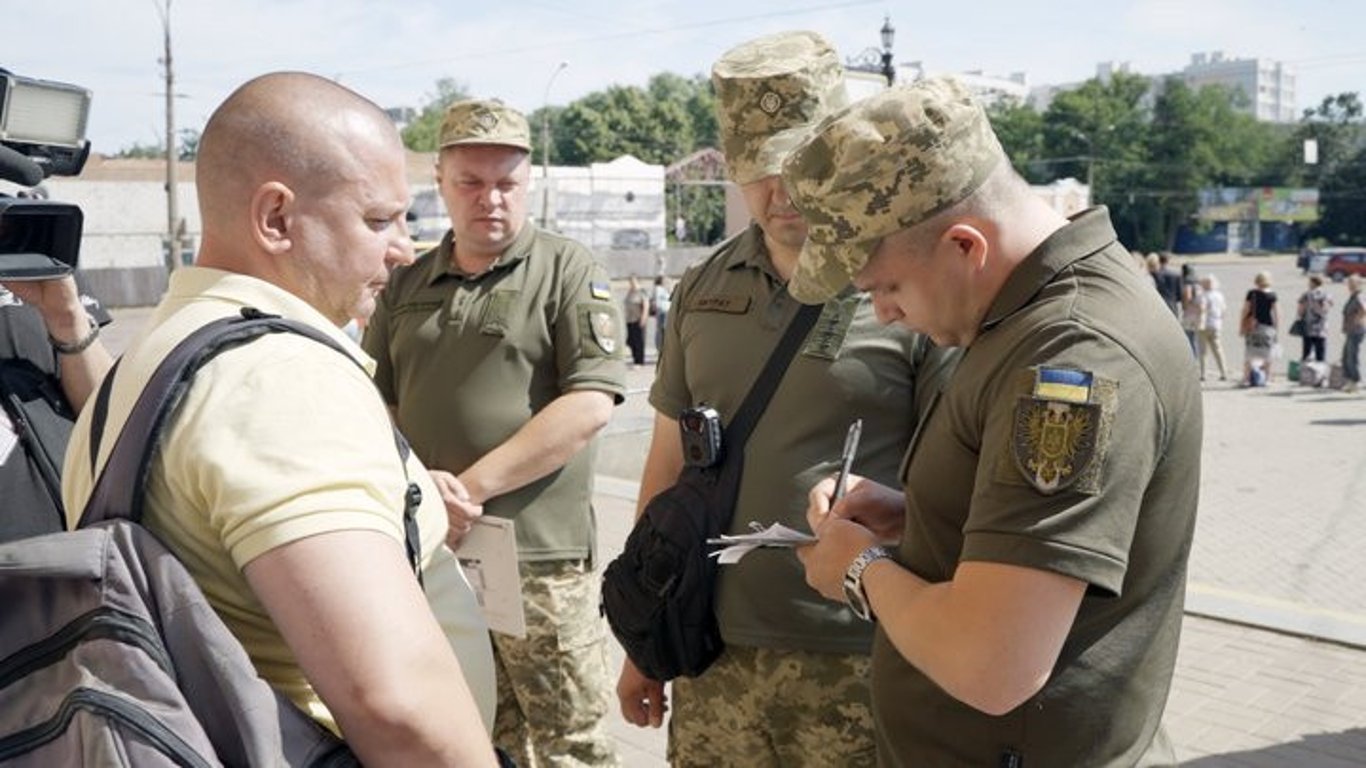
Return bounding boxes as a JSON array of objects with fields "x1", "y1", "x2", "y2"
[
  {"x1": 492, "y1": 559, "x2": 619, "y2": 768},
  {"x1": 668, "y1": 645, "x2": 875, "y2": 768}
]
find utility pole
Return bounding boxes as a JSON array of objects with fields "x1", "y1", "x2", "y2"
[
  {"x1": 540, "y1": 61, "x2": 568, "y2": 229},
  {"x1": 156, "y1": 0, "x2": 180, "y2": 274}
]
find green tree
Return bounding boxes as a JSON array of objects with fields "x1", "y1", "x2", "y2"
[
  {"x1": 1041, "y1": 73, "x2": 1152, "y2": 247},
  {"x1": 1140, "y1": 79, "x2": 1283, "y2": 248},
  {"x1": 114, "y1": 141, "x2": 164, "y2": 159},
  {"x1": 555, "y1": 84, "x2": 693, "y2": 165},
  {"x1": 178, "y1": 128, "x2": 201, "y2": 162},
  {"x1": 988, "y1": 102, "x2": 1047, "y2": 183},
  {"x1": 1290, "y1": 93, "x2": 1366, "y2": 244},
  {"x1": 401, "y1": 78, "x2": 470, "y2": 152},
  {"x1": 1317, "y1": 144, "x2": 1366, "y2": 244}
]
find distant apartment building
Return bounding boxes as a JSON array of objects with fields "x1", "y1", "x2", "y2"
[
  {"x1": 1183, "y1": 51, "x2": 1297, "y2": 123},
  {"x1": 1029, "y1": 52, "x2": 1297, "y2": 123}
]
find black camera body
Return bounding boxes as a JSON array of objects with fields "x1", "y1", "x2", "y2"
[
  {"x1": 679, "y1": 404, "x2": 723, "y2": 467},
  {"x1": 0, "y1": 69, "x2": 92, "y2": 280}
]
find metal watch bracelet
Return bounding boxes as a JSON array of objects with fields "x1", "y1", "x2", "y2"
[{"x1": 49, "y1": 314, "x2": 101, "y2": 355}]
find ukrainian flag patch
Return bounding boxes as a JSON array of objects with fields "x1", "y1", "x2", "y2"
[
  {"x1": 590, "y1": 281, "x2": 612, "y2": 300},
  {"x1": 1034, "y1": 367, "x2": 1092, "y2": 404}
]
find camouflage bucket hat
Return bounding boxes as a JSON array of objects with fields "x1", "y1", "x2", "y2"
[
  {"x1": 783, "y1": 76, "x2": 1006, "y2": 304},
  {"x1": 438, "y1": 98, "x2": 532, "y2": 151},
  {"x1": 712, "y1": 30, "x2": 848, "y2": 185}
]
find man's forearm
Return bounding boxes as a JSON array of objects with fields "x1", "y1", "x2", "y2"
[
  {"x1": 43, "y1": 300, "x2": 114, "y2": 411},
  {"x1": 634, "y1": 412, "x2": 685, "y2": 520},
  {"x1": 863, "y1": 559, "x2": 1084, "y2": 716},
  {"x1": 459, "y1": 389, "x2": 614, "y2": 503}
]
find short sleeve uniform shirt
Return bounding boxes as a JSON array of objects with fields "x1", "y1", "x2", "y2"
[
  {"x1": 874, "y1": 209, "x2": 1202, "y2": 766},
  {"x1": 364, "y1": 225, "x2": 627, "y2": 561}
]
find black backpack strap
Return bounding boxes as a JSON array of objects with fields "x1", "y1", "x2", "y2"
[
  {"x1": 78, "y1": 308, "x2": 424, "y2": 582},
  {"x1": 88, "y1": 356, "x2": 121, "y2": 474}
]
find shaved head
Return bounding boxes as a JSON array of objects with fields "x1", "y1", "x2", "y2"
[
  {"x1": 192, "y1": 71, "x2": 414, "y2": 324},
  {"x1": 197, "y1": 71, "x2": 400, "y2": 231}
]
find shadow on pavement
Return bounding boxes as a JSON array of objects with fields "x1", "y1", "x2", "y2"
[
  {"x1": 1183, "y1": 727, "x2": 1366, "y2": 768},
  {"x1": 1310, "y1": 418, "x2": 1366, "y2": 427}
]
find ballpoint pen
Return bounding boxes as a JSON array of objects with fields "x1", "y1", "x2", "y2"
[{"x1": 831, "y1": 418, "x2": 863, "y2": 505}]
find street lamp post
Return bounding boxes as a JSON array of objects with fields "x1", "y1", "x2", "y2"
[
  {"x1": 845, "y1": 16, "x2": 897, "y2": 88},
  {"x1": 879, "y1": 15, "x2": 896, "y2": 87},
  {"x1": 540, "y1": 61, "x2": 568, "y2": 229}
]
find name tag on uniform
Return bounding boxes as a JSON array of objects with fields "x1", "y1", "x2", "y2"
[{"x1": 690, "y1": 295, "x2": 751, "y2": 314}]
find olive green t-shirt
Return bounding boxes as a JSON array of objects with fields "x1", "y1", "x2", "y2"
[
  {"x1": 874, "y1": 208, "x2": 1201, "y2": 766},
  {"x1": 652, "y1": 224, "x2": 946, "y2": 654},
  {"x1": 364, "y1": 225, "x2": 627, "y2": 561}
]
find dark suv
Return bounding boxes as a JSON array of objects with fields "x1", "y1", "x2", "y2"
[{"x1": 1321, "y1": 247, "x2": 1366, "y2": 282}]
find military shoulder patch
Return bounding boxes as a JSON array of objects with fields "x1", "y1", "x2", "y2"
[
  {"x1": 1007, "y1": 367, "x2": 1115, "y2": 495},
  {"x1": 590, "y1": 281, "x2": 612, "y2": 301},
  {"x1": 584, "y1": 306, "x2": 618, "y2": 356}
]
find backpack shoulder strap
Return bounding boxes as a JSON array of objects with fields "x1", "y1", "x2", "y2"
[{"x1": 78, "y1": 308, "x2": 424, "y2": 580}]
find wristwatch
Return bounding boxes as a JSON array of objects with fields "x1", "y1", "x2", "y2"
[{"x1": 843, "y1": 545, "x2": 892, "y2": 621}]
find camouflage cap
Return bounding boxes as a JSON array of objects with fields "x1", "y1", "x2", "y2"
[
  {"x1": 712, "y1": 30, "x2": 848, "y2": 185},
  {"x1": 438, "y1": 98, "x2": 531, "y2": 151},
  {"x1": 783, "y1": 76, "x2": 1006, "y2": 304}
]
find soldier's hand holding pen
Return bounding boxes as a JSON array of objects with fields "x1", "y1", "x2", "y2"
[{"x1": 805, "y1": 473, "x2": 906, "y2": 545}]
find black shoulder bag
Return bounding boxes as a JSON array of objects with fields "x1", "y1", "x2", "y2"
[{"x1": 601, "y1": 302, "x2": 820, "y2": 681}]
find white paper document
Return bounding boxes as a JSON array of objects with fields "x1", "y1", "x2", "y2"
[
  {"x1": 455, "y1": 516, "x2": 527, "y2": 638},
  {"x1": 707, "y1": 522, "x2": 816, "y2": 565}
]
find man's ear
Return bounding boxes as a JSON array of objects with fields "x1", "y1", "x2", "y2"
[
  {"x1": 942, "y1": 222, "x2": 989, "y2": 270},
  {"x1": 250, "y1": 181, "x2": 294, "y2": 256}
]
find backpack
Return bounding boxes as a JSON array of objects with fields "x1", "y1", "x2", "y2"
[
  {"x1": 601, "y1": 464, "x2": 732, "y2": 681},
  {"x1": 0, "y1": 309, "x2": 428, "y2": 767},
  {"x1": 0, "y1": 302, "x2": 73, "y2": 544}
]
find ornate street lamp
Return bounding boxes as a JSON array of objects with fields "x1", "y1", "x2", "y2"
[{"x1": 845, "y1": 16, "x2": 897, "y2": 88}]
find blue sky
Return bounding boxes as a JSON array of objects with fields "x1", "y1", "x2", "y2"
[{"x1": 7, "y1": 0, "x2": 1364, "y2": 154}]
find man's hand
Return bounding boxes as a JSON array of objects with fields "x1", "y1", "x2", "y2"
[
  {"x1": 429, "y1": 469, "x2": 482, "y2": 549},
  {"x1": 797, "y1": 517, "x2": 880, "y2": 602},
  {"x1": 617, "y1": 657, "x2": 668, "y2": 728},
  {"x1": 806, "y1": 473, "x2": 905, "y2": 544},
  {"x1": 1, "y1": 275, "x2": 88, "y2": 341}
]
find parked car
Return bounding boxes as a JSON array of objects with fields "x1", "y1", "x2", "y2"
[
  {"x1": 1322, "y1": 247, "x2": 1366, "y2": 282},
  {"x1": 610, "y1": 228, "x2": 651, "y2": 250},
  {"x1": 406, "y1": 188, "x2": 450, "y2": 250}
]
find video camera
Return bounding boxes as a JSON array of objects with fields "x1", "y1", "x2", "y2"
[{"x1": 0, "y1": 69, "x2": 91, "y2": 281}]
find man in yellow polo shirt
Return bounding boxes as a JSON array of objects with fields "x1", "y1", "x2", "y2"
[{"x1": 61, "y1": 72, "x2": 498, "y2": 767}]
